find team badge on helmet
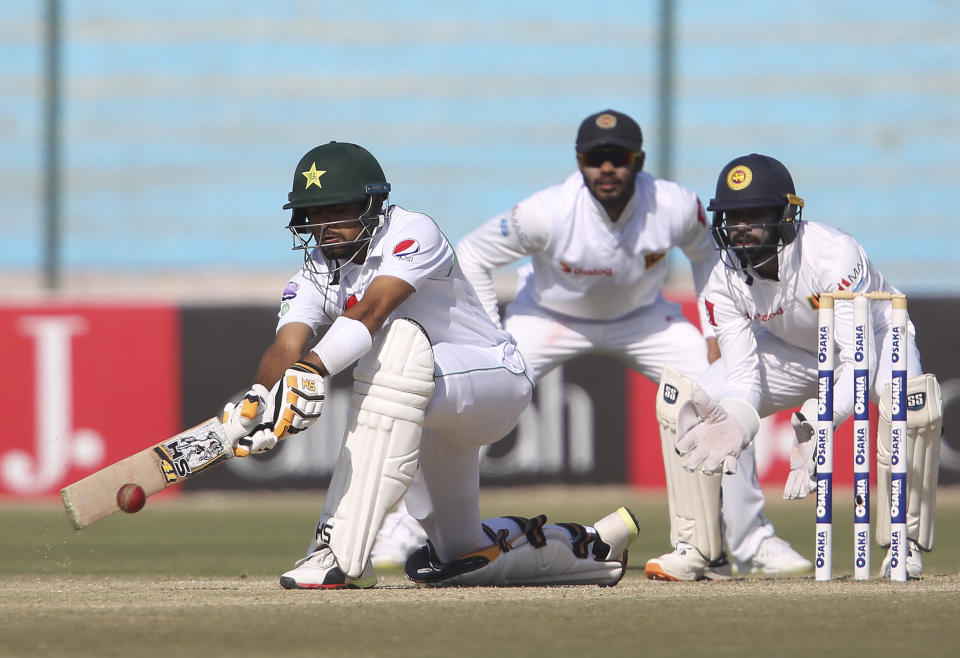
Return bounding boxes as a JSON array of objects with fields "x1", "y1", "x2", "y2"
[
  {"x1": 726, "y1": 165, "x2": 753, "y2": 191},
  {"x1": 301, "y1": 163, "x2": 326, "y2": 190}
]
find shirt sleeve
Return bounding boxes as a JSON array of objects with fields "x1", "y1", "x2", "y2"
[
  {"x1": 455, "y1": 198, "x2": 551, "y2": 325},
  {"x1": 677, "y1": 194, "x2": 720, "y2": 339},
  {"x1": 704, "y1": 271, "x2": 764, "y2": 410},
  {"x1": 275, "y1": 267, "x2": 336, "y2": 335},
  {"x1": 815, "y1": 234, "x2": 880, "y2": 423},
  {"x1": 375, "y1": 213, "x2": 456, "y2": 291}
]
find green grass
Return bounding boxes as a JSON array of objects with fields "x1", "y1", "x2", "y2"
[{"x1": 2, "y1": 486, "x2": 960, "y2": 658}]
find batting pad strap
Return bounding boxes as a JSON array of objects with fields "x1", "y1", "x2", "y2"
[{"x1": 312, "y1": 316, "x2": 373, "y2": 376}]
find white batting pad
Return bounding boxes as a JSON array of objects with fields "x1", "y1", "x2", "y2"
[
  {"x1": 318, "y1": 318, "x2": 435, "y2": 578},
  {"x1": 436, "y1": 512, "x2": 634, "y2": 586},
  {"x1": 656, "y1": 366, "x2": 724, "y2": 561}
]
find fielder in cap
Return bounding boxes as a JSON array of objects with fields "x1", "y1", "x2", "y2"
[
  {"x1": 451, "y1": 110, "x2": 811, "y2": 580},
  {"x1": 675, "y1": 153, "x2": 942, "y2": 579},
  {"x1": 220, "y1": 141, "x2": 641, "y2": 588}
]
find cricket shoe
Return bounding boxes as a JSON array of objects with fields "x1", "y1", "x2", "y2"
[
  {"x1": 880, "y1": 538, "x2": 923, "y2": 579},
  {"x1": 370, "y1": 508, "x2": 428, "y2": 569},
  {"x1": 280, "y1": 546, "x2": 377, "y2": 590},
  {"x1": 733, "y1": 536, "x2": 813, "y2": 575},
  {"x1": 645, "y1": 542, "x2": 733, "y2": 581}
]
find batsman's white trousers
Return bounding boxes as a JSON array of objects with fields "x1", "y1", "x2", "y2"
[
  {"x1": 504, "y1": 293, "x2": 776, "y2": 563},
  {"x1": 404, "y1": 340, "x2": 533, "y2": 563}
]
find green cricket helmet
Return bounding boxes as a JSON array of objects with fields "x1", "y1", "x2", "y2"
[{"x1": 284, "y1": 141, "x2": 391, "y2": 271}]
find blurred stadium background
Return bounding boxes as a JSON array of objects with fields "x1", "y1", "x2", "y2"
[{"x1": 2, "y1": 2, "x2": 959, "y2": 503}]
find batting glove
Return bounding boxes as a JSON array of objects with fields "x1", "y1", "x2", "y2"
[
  {"x1": 253, "y1": 360, "x2": 326, "y2": 446},
  {"x1": 783, "y1": 398, "x2": 819, "y2": 500},
  {"x1": 222, "y1": 384, "x2": 270, "y2": 453}
]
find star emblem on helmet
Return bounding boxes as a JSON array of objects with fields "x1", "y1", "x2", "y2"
[{"x1": 301, "y1": 162, "x2": 327, "y2": 190}]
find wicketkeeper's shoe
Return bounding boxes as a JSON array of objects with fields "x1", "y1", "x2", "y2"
[
  {"x1": 370, "y1": 508, "x2": 428, "y2": 569},
  {"x1": 279, "y1": 546, "x2": 378, "y2": 590},
  {"x1": 734, "y1": 536, "x2": 813, "y2": 575},
  {"x1": 645, "y1": 542, "x2": 733, "y2": 581},
  {"x1": 880, "y1": 538, "x2": 924, "y2": 580}
]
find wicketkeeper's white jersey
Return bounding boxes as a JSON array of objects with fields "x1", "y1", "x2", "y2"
[
  {"x1": 702, "y1": 220, "x2": 910, "y2": 420},
  {"x1": 276, "y1": 205, "x2": 518, "y2": 357},
  {"x1": 457, "y1": 170, "x2": 718, "y2": 331}
]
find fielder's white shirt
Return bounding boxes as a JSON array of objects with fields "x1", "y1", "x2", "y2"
[
  {"x1": 457, "y1": 170, "x2": 718, "y2": 331},
  {"x1": 276, "y1": 205, "x2": 518, "y2": 360},
  {"x1": 703, "y1": 221, "x2": 901, "y2": 420}
]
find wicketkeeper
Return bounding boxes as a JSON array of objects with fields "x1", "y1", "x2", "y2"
[
  {"x1": 220, "y1": 141, "x2": 639, "y2": 588},
  {"x1": 672, "y1": 153, "x2": 942, "y2": 579}
]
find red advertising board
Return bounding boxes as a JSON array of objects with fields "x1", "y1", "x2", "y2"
[
  {"x1": 626, "y1": 294, "x2": 876, "y2": 489},
  {"x1": 0, "y1": 305, "x2": 181, "y2": 498}
]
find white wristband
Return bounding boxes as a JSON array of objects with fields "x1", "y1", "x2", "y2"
[{"x1": 312, "y1": 316, "x2": 374, "y2": 376}]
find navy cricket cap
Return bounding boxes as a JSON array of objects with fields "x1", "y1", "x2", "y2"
[{"x1": 575, "y1": 109, "x2": 644, "y2": 153}]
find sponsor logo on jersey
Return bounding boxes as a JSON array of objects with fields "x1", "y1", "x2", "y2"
[
  {"x1": 500, "y1": 217, "x2": 510, "y2": 236},
  {"x1": 836, "y1": 260, "x2": 866, "y2": 292},
  {"x1": 558, "y1": 261, "x2": 612, "y2": 277},
  {"x1": 644, "y1": 252, "x2": 666, "y2": 269},
  {"x1": 705, "y1": 299, "x2": 718, "y2": 327},
  {"x1": 726, "y1": 165, "x2": 753, "y2": 190},
  {"x1": 344, "y1": 294, "x2": 358, "y2": 311},
  {"x1": 696, "y1": 198, "x2": 706, "y2": 226},
  {"x1": 281, "y1": 281, "x2": 299, "y2": 301},
  {"x1": 746, "y1": 306, "x2": 784, "y2": 322},
  {"x1": 392, "y1": 238, "x2": 420, "y2": 260},
  {"x1": 508, "y1": 205, "x2": 531, "y2": 244}
]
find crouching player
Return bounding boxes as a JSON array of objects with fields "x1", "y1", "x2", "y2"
[
  {"x1": 220, "y1": 141, "x2": 639, "y2": 588},
  {"x1": 667, "y1": 153, "x2": 942, "y2": 579}
]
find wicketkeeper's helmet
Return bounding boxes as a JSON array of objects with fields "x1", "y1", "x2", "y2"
[{"x1": 707, "y1": 153, "x2": 804, "y2": 251}]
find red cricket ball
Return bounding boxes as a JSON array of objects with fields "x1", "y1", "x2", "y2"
[{"x1": 116, "y1": 483, "x2": 146, "y2": 513}]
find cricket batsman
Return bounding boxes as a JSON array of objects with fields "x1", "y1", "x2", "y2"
[{"x1": 220, "y1": 141, "x2": 640, "y2": 588}]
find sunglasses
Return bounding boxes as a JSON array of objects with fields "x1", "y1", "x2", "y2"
[{"x1": 577, "y1": 148, "x2": 638, "y2": 168}]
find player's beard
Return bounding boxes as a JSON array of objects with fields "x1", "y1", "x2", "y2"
[
  {"x1": 320, "y1": 239, "x2": 368, "y2": 264},
  {"x1": 590, "y1": 175, "x2": 635, "y2": 214}
]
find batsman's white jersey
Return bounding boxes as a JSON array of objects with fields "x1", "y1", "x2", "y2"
[
  {"x1": 279, "y1": 205, "x2": 516, "y2": 354},
  {"x1": 702, "y1": 220, "x2": 922, "y2": 416},
  {"x1": 278, "y1": 205, "x2": 533, "y2": 561}
]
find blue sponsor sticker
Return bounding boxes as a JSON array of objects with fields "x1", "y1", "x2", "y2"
[{"x1": 281, "y1": 281, "x2": 300, "y2": 301}]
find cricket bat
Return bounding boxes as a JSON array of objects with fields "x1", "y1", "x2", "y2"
[{"x1": 61, "y1": 417, "x2": 237, "y2": 530}]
